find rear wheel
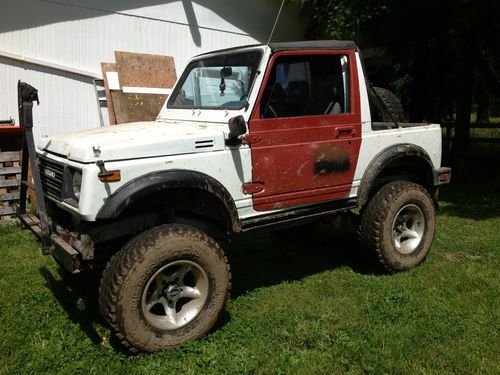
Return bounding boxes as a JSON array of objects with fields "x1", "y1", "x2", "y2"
[
  {"x1": 99, "y1": 224, "x2": 231, "y2": 353},
  {"x1": 360, "y1": 181, "x2": 435, "y2": 272}
]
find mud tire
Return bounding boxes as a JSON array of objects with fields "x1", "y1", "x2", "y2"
[
  {"x1": 98, "y1": 224, "x2": 231, "y2": 353},
  {"x1": 360, "y1": 181, "x2": 435, "y2": 273}
]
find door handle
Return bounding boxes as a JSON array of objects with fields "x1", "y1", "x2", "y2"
[{"x1": 334, "y1": 126, "x2": 356, "y2": 138}]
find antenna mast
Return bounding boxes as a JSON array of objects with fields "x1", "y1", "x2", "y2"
[{"x1": 266, "y1": 0, "x2": 286, "y2": 46}]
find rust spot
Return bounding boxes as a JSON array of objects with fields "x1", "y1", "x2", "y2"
[{"x1": 273, "y1": 202, "x2": 285, "y2": 209}]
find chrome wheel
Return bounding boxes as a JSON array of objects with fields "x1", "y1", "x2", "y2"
[
  {"x1": 392, "y1": 204, "x2": 425, "y2": 254},
  {"x1": 141, "y1": 260, "x2": 209, "y2": 331}
]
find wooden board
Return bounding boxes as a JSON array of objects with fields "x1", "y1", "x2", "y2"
[
  {"x1": 101, "y1": 62, "x2": 119, "y2": 125},
  {"x1": 0, "y1": 206, "x2": 16, "y2": 216},
  {"x1": 0, "y1": 151, "x2": 21, "y2": 222},
  {"x1": 0, "y1": 166, "x2": 21, "y2": 175},
  {"x1": 0, "y1": 192, "x2": 19, "y2": 201},
  {"x1": 0, "y1": 151, "x2": 21, "y2": 162},
  {"x1": 0, "y1": 179, "x2": 20, "y2": 188},
  {"x1": 111, "y1": 92, "x2": 167, "y2": 124},
  {"x1": 114, "y1": 51, "x2": 177, "y2": 88},
  {"x1": 101, "y1": 52, "x2": 177, "y2": 125}
]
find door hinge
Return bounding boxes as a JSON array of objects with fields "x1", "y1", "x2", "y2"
[
  {"x1": 242, "y1": 182, "x2": 264, "y2": 194},
  {"x1": 242, "y1": 135, "x2": 262, "y2": 145}
]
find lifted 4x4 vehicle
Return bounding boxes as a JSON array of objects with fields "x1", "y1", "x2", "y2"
[{"x1": 19, "y1": 40, "x2": 450, "y2": 353}]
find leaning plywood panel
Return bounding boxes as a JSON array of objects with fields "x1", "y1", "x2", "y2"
[
  {"x1": 111, "y1": 92, "x2": 167, "y2": 124},
  {"x1": 114, "y1": 51, "x2": 177, "y2": 89},
  {"x1": 102, "y1": 52, "x2": 177, "y2": 125}
]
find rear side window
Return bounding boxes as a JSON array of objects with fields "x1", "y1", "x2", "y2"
[{"x1": 260, "y1": 54, "x2": 350, "y2": 119}]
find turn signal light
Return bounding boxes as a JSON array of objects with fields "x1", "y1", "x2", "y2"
[{"x1": 99, "y1": 170, "x2": 121, "y2": 182}]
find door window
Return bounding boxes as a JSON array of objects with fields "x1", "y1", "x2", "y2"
[{"x1": 260, "y1": 54, "x2": 350, "y2": 119}]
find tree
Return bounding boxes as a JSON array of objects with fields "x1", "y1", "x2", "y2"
[{"x1": 293, "y1": 0, "x2": 500, "y2": 166}]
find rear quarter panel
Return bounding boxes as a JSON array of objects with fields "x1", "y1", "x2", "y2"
[{"x1": 350, "y1": 124, "x2": 442, "y2": 197}]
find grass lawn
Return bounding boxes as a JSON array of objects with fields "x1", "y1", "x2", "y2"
[{"x1": 1, "y1": 147, "x2": 499, "y2": 374}]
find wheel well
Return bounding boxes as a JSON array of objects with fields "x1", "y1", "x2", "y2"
[
  {"x1": 116, "y1": 187, "x2": 235, "y2": 239},
  {"x1": 362, "y1": 155, "x2": 435, "y2": 205}
]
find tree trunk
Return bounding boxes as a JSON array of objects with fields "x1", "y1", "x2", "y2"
[
  {"x1": 451, "y1": 50, "x2": 475, "y2": 167},
  {"x1": 476, "y1": 77, "x2": 490, "y2": 124}
]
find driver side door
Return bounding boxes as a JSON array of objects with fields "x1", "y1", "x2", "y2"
[{"x1": 246, "y1": 51, "x2": 362, "y2": 211}]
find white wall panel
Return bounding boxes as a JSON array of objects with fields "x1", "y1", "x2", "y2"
[{"x1": 0, "y1": 0, "x2": 305, "y2": 143}]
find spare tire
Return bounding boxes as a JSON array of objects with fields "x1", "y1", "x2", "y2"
[{"x1": 372, "y1": 87, "x2": 408, "y2": 123}]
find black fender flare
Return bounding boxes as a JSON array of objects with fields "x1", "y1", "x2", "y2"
[
  {"x1": 357, "y1": 144, "x2": 435, "y2": 206},
  {"x1": 96, "y1": 169, "x2": 241, "y2": 232}
]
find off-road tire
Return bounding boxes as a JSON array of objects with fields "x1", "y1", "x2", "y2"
[
  {"x1": 373, "y1": 87, "x2": 408, "y2": 123},
  {"x1": 98, "y1": 224, "x2": 231, "y2": 353},
  {"x1": 360, "y1": 181, "x2": 435, "y2": 273}
]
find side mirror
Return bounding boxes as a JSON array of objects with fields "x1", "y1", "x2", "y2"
[{"x1": 226, "y1": 115, "x2": 247, "y2": 145}]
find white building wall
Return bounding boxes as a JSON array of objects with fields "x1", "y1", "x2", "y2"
[{"x1": 0, "y1": 0, "x2": 304, "y2": 142}]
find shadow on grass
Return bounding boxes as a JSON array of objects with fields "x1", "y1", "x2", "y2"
[
  {"x1": 40, "y1": 266, "x2": 139, "y2": 354},
  {"x1": 227, "y1": 225, "x2": 378, "y2": 298},
  {"x1": 39, "y1": 266, "x2": 104, "y2": 346},
  {"x1": 440, "y1": 145, "x2": 500, "y2": 220}
]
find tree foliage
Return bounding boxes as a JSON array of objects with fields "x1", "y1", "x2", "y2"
[
  {"x1": 292, "y1": 0, "x2": 389, "y2": 40},
  {"x1": 292, "y1": 0, "x2": 499, "y2": 163}
]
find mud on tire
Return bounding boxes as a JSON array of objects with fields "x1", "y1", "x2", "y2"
[
  {"x1": 360, "y1": 181, "x2": 436, "y2": 273},
  {"x1": 98, "y1": 223, "x2": 231, "y2": 353}
]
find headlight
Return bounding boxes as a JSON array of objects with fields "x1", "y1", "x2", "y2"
[{"x1": 72, "y1": 171, "x2": 82, "y2": 200}]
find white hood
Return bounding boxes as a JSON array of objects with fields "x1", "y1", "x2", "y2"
[{"x1": 38, "y1": 121, "x2": 227, "y2": 163}]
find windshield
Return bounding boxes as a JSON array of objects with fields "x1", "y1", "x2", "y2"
[{"x1": 168, "y1": 49, "x2": 262, "y2": 110}]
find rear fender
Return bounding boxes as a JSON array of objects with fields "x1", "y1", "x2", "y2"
[{"x1": 357, "y1": 144, "x2": 435, "y2": 206}]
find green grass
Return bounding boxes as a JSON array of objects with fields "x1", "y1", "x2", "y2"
[{"x1": 1, "y1": 149, "x2": 499, "y2": 374}]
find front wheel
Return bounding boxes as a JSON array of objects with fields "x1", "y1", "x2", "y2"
[
  {"x1": 98, "y1": 224, "x2": 231, "y2": 353},
  {"x1": 360, "y1": 181, "x2": 436, "y2": 272}
]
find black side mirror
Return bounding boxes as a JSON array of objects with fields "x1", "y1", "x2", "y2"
[{"x1": 226, "y1": 115, "x2": 247, "y2": 145}]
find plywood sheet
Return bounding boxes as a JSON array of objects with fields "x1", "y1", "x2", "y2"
[
  {"x1": 114, "y1": 51, "x2": 177, "y2": 88},
  {"x1": 110, "y1": 92, "x2": 167, "y2": 124},
  {"x1": 101, "y1": 52, "x2": 177, "y2": 125}
]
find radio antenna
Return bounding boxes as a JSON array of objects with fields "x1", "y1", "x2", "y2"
[{"x1": 266, "y1": 0, "x2": 286, "y2": 46}]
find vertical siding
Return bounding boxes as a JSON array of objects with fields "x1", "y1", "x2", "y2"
[{"x1": 0, "y1": 0, "x2": 304, "y2": 143}]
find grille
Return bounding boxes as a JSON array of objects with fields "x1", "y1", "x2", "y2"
[{"x1": 38, "y1": 156, "x2": 64, "y2": 200}]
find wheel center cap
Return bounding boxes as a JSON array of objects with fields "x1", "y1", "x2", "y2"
[{"x1": 165, "y1": 284, "x2": 181, "y2": 301}]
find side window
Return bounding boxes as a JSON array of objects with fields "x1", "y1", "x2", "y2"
[{"x1": 260, "y1": 54, "x2": 350, "y2": 119}]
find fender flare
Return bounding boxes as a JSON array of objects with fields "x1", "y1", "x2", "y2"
[
  {"x1": 357, "y1": 144, "x2": 435, "y2": 206},
  {"x1": 96, "y1": 169, "x2": 241, "y2": 232}
]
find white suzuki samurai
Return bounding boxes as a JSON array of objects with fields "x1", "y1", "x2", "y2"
[{"x1": 21, "y1": 40, "x2": 450, "y2": 352}]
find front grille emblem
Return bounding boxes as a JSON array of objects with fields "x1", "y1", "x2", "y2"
[{"x1": 43, "y1": 168, "x2": 56, "y2": 179}]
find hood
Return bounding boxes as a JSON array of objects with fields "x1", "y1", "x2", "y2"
[{"x1": 38, "y1": 121, "x2": 227, "y2": 163}]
